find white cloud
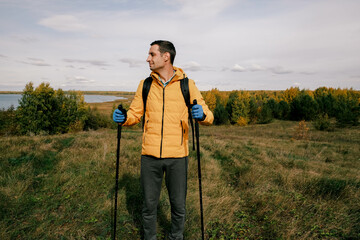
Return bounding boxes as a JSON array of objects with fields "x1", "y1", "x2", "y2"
[
  {"x1": 249, "y1": 64, "x2": 265, "y2": 72},
  {"x1": 231, "y1": 64, "x2": 246, "y2": 72},
  {"x1": 270, "y1": 66, "x2": 293, "y2": 75},
  {"x1": 63, "y1": 59, "x2": 110, "y2": 67},
  {"x1": 165, "y1": 0, "x2": 236, "y2": 17},
  {"x1": 38, "y1": 15, "x2": 89, "y2": 32},
  {"x1": 19, "y1": 58, "x2": 51, "y2": 66},
  {"x1": 299, "y1": 71, "x2": 316, "y2": 75},
  {"x1": 10, "y1": 35, "x2": 38, "y2": 43},
  {"x1": 228, "y1": 63, "x2": 293, "y2": 75},
  {"x1": 182, "y1": 61, "x2": 204, "y2": 72},
  {"x1": 66, "y1": 76, "x2": 95, "y2": 84},
  {"x1": 119, "y1": 58, "x2": 144, "y2": 68},
  {"x1": 75, "y1": 76, "x2": 95, "y2": 83}
]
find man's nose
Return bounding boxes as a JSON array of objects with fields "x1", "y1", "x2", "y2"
[{"x1": 146, "y1": 56, "x2": 151, "y2": 62}]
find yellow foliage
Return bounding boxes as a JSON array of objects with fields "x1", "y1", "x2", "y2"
[
  {"x1": 237, "y1": 116, "x2": 248, "y2": 126},
  {"x1": 303, "y1": 89, "x2": 314, "y2": 98},
  {"x1": 282, "y1": 87, "x2": 300, "y2": 103},
  {"x1": 293, "y1": 120, "x2": 309, "y2": 140},
  {"x1": 203, "y1": 89, "x2": 218, "y2": 111},
  {"x1": 69, "y1": 120, "x2": 84, "y2": 133}
]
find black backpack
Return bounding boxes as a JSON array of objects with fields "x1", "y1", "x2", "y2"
[{"x1": 142, "y1": 76, "x2": 195, "y2": 150}]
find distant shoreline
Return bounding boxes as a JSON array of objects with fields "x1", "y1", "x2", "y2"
[
  {"x1": 0, "y1": 91, "x2": 135, "y2": 95},
  {"x1": 0, "y1": 94, "x2": 131, "y2": 110},
  {"x1": 0, "y1": 91, "x2": 22, "y2": 94}
]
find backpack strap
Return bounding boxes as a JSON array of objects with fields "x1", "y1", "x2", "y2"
[
  {"x1": 180, "y1": 77, "x2": 195, "y2": 151},
  {"x1": 142, "y1": 76, "x2": 153, "y2": 129},
  {"x1": 180, "y1": 77, "x2": 190, "y2": 108}
]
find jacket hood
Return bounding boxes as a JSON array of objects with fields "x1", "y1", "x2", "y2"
[{"x1": 150, "y1": 66, "x2": 187, "y2": 83}]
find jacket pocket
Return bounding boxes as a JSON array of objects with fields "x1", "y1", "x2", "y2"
[
  {"x1": 180, "y1": 120, "x2": 184, "y2": 145},
  {"x1": 143, "y1": 120, "x2": 149, "y2": 144}
]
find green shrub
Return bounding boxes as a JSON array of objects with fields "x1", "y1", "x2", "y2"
[
  {"x1": 313, "y1": 113, "x2": 334, "y2": 131},
  {"x1": 278, "y1": 100, "x2": 291, "y2": 120},
  {"x1": 226, "y1": 91, "x2": 249, "y2": 125},
  {"x1": 16, "y1": 82, "x2": 88, "y2": 135},
  {"x1": 248, "y1": 97, "x2": 260, "y2": 123},
  {"x1": 0, "y1": 106, "x2": 19, "y2": 135},
  {"x1": 334, "y1": 97, "x2": 359, "y2": 127},
  {"x1": 214, "y1": 97, "x2": 229, "y2": 125},
  {"x1": 258, "y1": 101, "x2": 274, "y2": 124},
  {"x1": 266, "y1": 99, "x2": 279, "y2": 118},
  {"x1": 314, "y1": 90, "x2": 337, "y2": 117},
  {"x1": 291, "y1": 92, "x2": 319, "y2": 121},
  {"x1": 83, "y1": 107, "x2": 114, "y2": 130}
]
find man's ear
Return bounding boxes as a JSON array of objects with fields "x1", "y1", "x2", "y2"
[{"x1": 164, "y1": 52, "x2": 170, "y2": 62}]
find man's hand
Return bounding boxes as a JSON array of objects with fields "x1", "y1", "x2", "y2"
[
  {"x1": 192, "y1": 104, "x2": 205, "y2": 121},
  {"x1": 113, "y1": 109, "x2": 126, "y2": 123}
]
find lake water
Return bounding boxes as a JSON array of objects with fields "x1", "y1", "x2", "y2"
[{"x1": 0, "y1": 94, "x2": 126, "y2": 109}]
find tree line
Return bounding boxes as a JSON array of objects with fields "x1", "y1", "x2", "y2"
[
  {"x1": 0, "y1": 83, "x2": 359, "y2": 136},
  {"x1": 0, "y1": 82, "x2": 114, "y2": 136},
  {"x1": 203, "y1": 87, "x2": 359, "y2": 129}
]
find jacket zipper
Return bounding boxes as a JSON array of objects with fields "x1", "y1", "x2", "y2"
[{"x1": 160, "y1": 87, "x2": 165, "y2": 158}]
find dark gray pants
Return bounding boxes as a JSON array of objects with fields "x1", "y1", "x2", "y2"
[{"x1": 141, "y1": 155, "x2": 188, "y2": 240}]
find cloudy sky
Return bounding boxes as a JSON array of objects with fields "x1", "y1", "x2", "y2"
[{"x1": 0, "y1": 0, "x2": 359, "y2": 91}]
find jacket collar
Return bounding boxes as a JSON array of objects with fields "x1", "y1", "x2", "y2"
[{"x1": 150, "y1": 66, "x2": 187, "y2": 84}]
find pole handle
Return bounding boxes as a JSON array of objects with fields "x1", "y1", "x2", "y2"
[
  {"x1": 117, "y1": 104, "x2": 124, "y2": 139},
  {"x1": 193, "y1": 99, "x2": 198, "y2": 123},
  {"x1": 117, "y1": 104, "x2": 127, "y2": 120}
]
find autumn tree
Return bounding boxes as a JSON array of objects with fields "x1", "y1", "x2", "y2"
[
  {"x1": 203, "y1": 88, "x2": 219, "y2": 112},
  {"x1": 334, "y1": 94, "x2": 359, "y2": 127},
  {"x1": 248, "y1": 97, "x2": 261, "y2": 123},
  {"x1": 314, "y1": 87, "x2": 336, "y2": 117},
  {"x1": 226, "y1": 91, "x2": 250, "y2": 125},
  {"x1": 278, "y1": 100, "x2": 291, "y2": 120},
  {"x1": 16, "y1": 82, "x2": 88, "y2": 135},
  {"x1": 258, "y1": 100, "x2": 275, "y2": 124},
  {"x1": 265, "y1": 99, "x2": 279, "y2": 119},
  {"x1": 290, "y1": 91, "x2": 319, "y2": 121},
  {"x1": 282, "y1": 87, "x2": 300, "y2": 103},
  {"x1": 213, "y1": 96, "x2": 229, "y2": 125}
]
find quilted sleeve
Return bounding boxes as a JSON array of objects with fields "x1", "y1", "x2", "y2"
[{"x1": 122, "y1": 80, "x2": 145, "y2": 126}]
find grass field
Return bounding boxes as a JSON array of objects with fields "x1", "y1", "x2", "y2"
[{"x1": 1, "y1": 119, "x2": 359, "y2": 239}]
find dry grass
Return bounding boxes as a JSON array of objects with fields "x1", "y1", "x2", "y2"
[
  {"x1": 199, "y1": 121, "x2": 359, "y2": 239},
  {"x1": 0, "y1": 120, "x2": 359, "y2": 239},
  {"x1": 86, "y1": 97, "x2": 133, "y2": 115}
]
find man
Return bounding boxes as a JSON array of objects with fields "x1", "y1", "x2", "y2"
[{"x1": 113, "y1": 40, "x2": 213, "y2": 240}]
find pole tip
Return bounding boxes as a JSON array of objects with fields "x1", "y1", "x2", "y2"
[
  {"x1": 118, "y1": 104, "x2": 123, "y2": 110},
  {"x1": 193, "y1": 99, "x2": 197, "y2": 105}
]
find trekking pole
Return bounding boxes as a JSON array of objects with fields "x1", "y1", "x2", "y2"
[
  {"x1": 193, "y1": 99, "x2": 205, "y2": 240},
  {"x1": 113, "y1": 104, "x2": 124, "y2": 240}
]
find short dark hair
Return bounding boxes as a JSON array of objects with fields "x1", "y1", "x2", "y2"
[{"x1": 151, "y1": 40, "x2": 176, "y2": 64}]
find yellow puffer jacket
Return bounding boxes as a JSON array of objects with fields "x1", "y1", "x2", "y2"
[{"x1": 123, "y1": 67, "x2": 213, "y2": 158}]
